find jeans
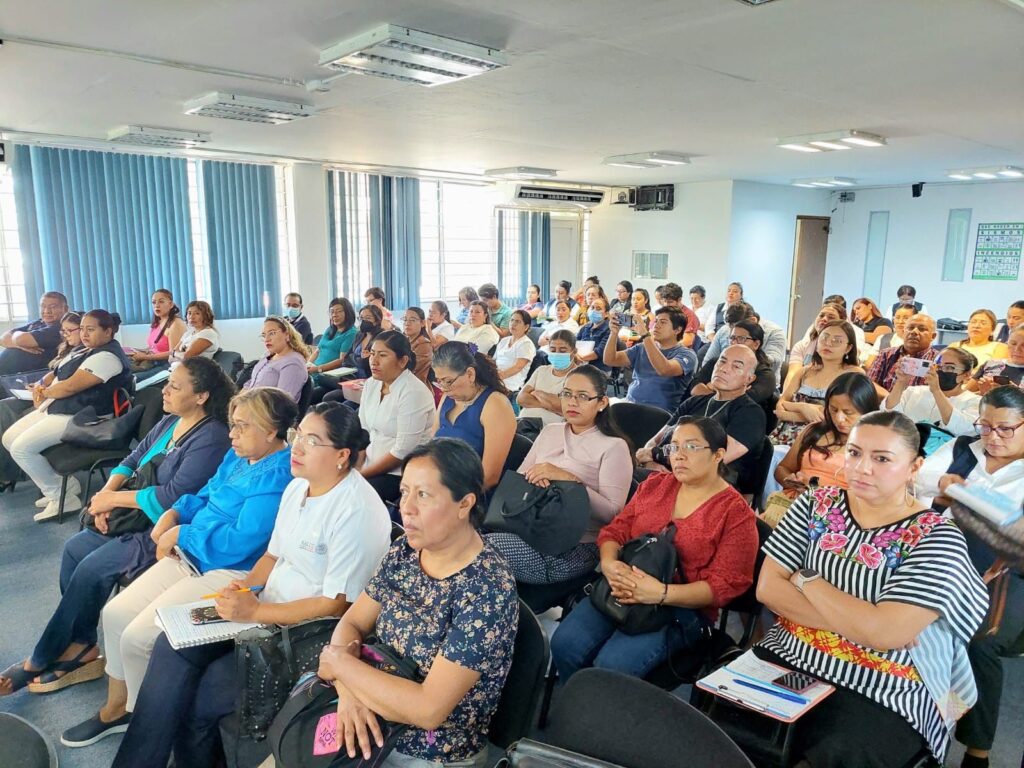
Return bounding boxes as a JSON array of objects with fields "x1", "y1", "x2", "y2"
[
  {"x1": 550, "y1": 595, "x2": 707, "y2": 682},
  {"x1": 113, "y1": 635, "x2": 236, "y2": 768},
  {"x1": 29, "y1": 529, "x2": 154, "y2": 669}
]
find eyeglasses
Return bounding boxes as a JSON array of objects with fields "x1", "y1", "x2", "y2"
[
  {"x1": 228, "y1": 420, "x2": 254, "y2": 433},
  {"x1": 60, "y1": 327, "x2": 80, "y2": 337},
  {"x1": 663, "y1": 442, "x2": 712, "y2": 456},
  {"x1": 435, "y1": 371, "x2": 466, "y2": 390},
  {"x1": 287, "y1": 428, "x2": 332, "y2": 448},
  {"x1": 728, "y1": 335, "x2": 753, "y2": 344},
  {"x1": 935, "y1": 364, "x2": 966, "y2": 374},
  {"x1": 259, "y1": 331, "x2": 282, "y2": 341},
  {"x1": 558, "y1": 390, "x2": 600, "y2": 404},
  {"x1": 974, "y1": 421, "x2": 1024, "y2": 438},
  {"x1": 817, "y1": 334, "x2": 849, "y2": 347}
]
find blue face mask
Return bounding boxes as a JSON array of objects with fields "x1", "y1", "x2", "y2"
[
  {"x1": 548, "y1": 351, "x2": 573, "y2": 370},
  {"x1": 587, "y1": 309, "x2": 604, "y2": 324},
  {"x1": 284, "y1": 307, "x2": 301, "y2": 319}
]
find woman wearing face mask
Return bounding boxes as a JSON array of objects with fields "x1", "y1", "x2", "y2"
[
  {"x1": 433, "y1": 342, "x2": 516, "y2": 491},
  {"x1": 128, "y1": 289, "x2": 186, "y2": 373},
  {"x1": 967, "y1": 326, "x2": 1024, "y2": 393},
  {"x1": 426, "y1": 301, "x2": 456, "y2": 349},
  {"x1": 363, "y1": 287, "x2": 393, "y2": 331},
  {"x1": 576, "y1": 296, "x2": 612, "y2": 372},
  {"x1": 518, "y1": 331, "x2": 578, "y2": 427},
  {"x1": 537, "y1": 301, "x2": 580, "y2": 347},
  {"x1": 884, "y1": 347, "x2": 981, "y2": 436},
  {"x1": 402, "y1": 308, "x2": 434, "y2": 386},
  {"x1": 948, "y1": 309, "x2": 1008, "y2": 367},
  {"x1": 749, "y1": 411, "x2": 988, "y2": 767},
  {"x1": 245, "y1": 317, "x2": 309, "y2": 403},
  {"x1": 493, "y1": 310, "x2": 537, "y2": 396},
  {"x1": 168, "y1": 301, "x2": 219, "y2": 367},
  {"x1": 453, "y1": 300, "x2": 501, "y2": 352},
  {"x1": 282, "y1": 293, "x2": 314, "y2": 346},
  {"x1": 352, "y1": 305, "x2": 385, "y2": 379},
  {"x1": 308, "y1": 298, "x2": 358, "y2": 402}
]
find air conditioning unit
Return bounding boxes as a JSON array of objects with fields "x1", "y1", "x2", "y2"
[{"x1": 502, "y1": 183, "x2": 605, "y2": 210}]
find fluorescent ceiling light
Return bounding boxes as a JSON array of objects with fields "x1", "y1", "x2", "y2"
[
  {"x1": 602, "y1": 151, "x2": 692, "y2": 168},
  {"x1": 779, "y1": 130, "x2": 887, "y2": 152},
  {"x1": 184, "y1": 92, "x2": 315, "y2": 124},
  {"x1": 318, "y1": 24, "x2": 506, "y2": 87},
  {"x1": 107, "y1": 125, "x2": 210, "y2": 148},
  {"x1": 947, "y1": 173, "x2": 973, "y2": 181},
  {"x1": 973, "y1": 171, "x2": 998, "y2": 179},
  {"x1": 645, "y1": 152, "x2": 691, "y2": 166},
  {"x1": 948, "y1": 166, "x2": 1024, "y2": 181},
  {"x1": 998, "y1": 166, "x2": 1024, "y2": 178},
  {"x1": 792, "y1": 177, "x2": 857, "y2": 188},
  {"x1": 485, "y1": 166, "x2": 558, "y2": 180},
  {"x1": 605, "y1": 160, "x2": 656, "y2": 169},
  {"x1": 792, "y1": 183, "x2": 818, "y2": 188}
]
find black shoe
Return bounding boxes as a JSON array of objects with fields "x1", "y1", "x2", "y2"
[
  {"x1": 60, "y1": 711, "x2": 131, "y2": 748},
  {"x1": 961, "y1": 755, "x2": 989, "y2": 768}
]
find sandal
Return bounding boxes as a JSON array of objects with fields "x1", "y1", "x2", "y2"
[
  {"x1": 27, "y1": 646, "x2": 105, "y2": 694},
  {"x1": 0, "y1": 660, "x2": 48, "y2": 696}
]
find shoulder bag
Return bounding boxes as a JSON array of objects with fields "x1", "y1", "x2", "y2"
[
  {"x1": 496, "y1": 739, "x2": 625, "y2": 768},
  {"x1": 590, "y1": 523, "x2": 679, "y2": 635},
  {"x1": 60, "y1": 393, "x2": 142, "y2": 450},
  {"x1": 484, "y1": 470, "x2": 591, "y2": 556}
]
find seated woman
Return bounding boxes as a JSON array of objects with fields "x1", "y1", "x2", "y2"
[
  {"x1": 433, "y1": 341, "x2": 516, "y2": 491},
  {"x1": 775, "y1": 371, "x2": 878, "y2": 494},
  {"x1": 245, "y1": 316, "x2": 309, "y2": 403},
  {"x1": 576, "y1": 295, "x2": 612, "y2": 372},
  {"x1": 551, "y1": 417, "x2": 759, "y2": 680},
  {"x1": 493, "y1": 309, "x2": 537, "y2": 396},
  {"x1": 356, "y1": 331, "x2": 436, "y2": 505},
  {"x1": 488, "y1": 366, "x2": 632, "y2": 584},
  {"x1": 168, "y1": 300, "x2": 220, "y2": 367},
  {"x1": 3, "y1": 309, "x2": 132, "y2": 519},
  {"x1": 111, "y1": 402, "x2": 392, "y2": 768},
  {"x1": 967, "y1": 326, "x2": 1024, "y2": 393},
  {"x1": 128, "y1": 289, "x2": 186, "y2": 373},
  {"x1": 751, "y1": 411, "x2": 988, "y2": 767},
  {"x1": 0, "y1": 358, "x2": 233, "y2": 697},
  {"x1": 453, "y1": 300, "x2": 501, "y2": 352},
  {"x1": 307, "y1": 297, "x2": 358, "y2": 400},
  {"x1": 947, "y1": 309, "x2": 1008, "y2": 367},
  {"x1": 537, "y1": 300, "x2": 580, "y2": 347},
  {"x1": 59, "y1": 387, "x2": 296, "y2": 749},
  {"x1": 851, "y1": 297, "x2": 894, "y2": 345},
  {"x1": 788, "y1": 303, "x2": 846, "y2": 369},
  {"x1": 351, "y1": 304, "x2": 385, "y2": 379},
  {"x1": 883, "y1": 347, "x2": 980, "y2": 436},
  {"x1": 453, "y1": 286, "x2": 479, "y2": 329},
  {"x1": 771, "y1": 320, "x2": 863, "y2": 447},
  {"x1": 519, "y1": 283, "x2": 545, "y2": 322},
  {"x1": 631, "y1": 288, "x2": 655, "y2": 329},
  {"x1": 691, "y1": 320, "x2": 778, "y2": 407},
  {"x1": 402, "y1": 307, "x2": 434, "y2": 386},
  {"x1": 426, "y1": 300, "x2": 456, "y2": 348},
  {"x1": 318, "y1": 438, "x2": 518, "y2": 768},
  {"x1": 544, "y1": 280, "x2": 576, "y2": 320},
  {"x1": 517, "y1": 330, "x2": 578, "y2": 427}
]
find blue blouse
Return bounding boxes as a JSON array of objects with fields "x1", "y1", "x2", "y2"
[{"x1": 436, "y1": 388, "x2": 495, "y2": 456}]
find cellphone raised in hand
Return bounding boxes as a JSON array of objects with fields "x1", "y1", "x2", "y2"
[
  {"x1": 992, "y1": 375, "x2": 1012, "y2": 386},
  {"x1": 900, "y1": 357, "x2": 932, "y2": 378},
  {"x1": 614, "y1": 312, "x2": 634, "y2": 327}
]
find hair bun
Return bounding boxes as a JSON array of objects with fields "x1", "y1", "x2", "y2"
[{"x1": 356, "y1": 427, "x2": 371, "y2": 453}]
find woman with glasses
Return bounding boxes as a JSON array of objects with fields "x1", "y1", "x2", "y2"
[
  {"x1": 453, "y1": 300, "x2": 501, "y2": 352},
  {"x1": 487, "y1": 366, "x2": 633, "y2": 585},
  {"x1": 57, "y1": 387, "x2": 295, "y2": 749},
  {"x1": 967, "y1": 326, "x2": 1024, "y2": 393},
  {"x1": 551, "y1": 416, "x2": 758, "y2": 680},
  {"x1": 433, "y1": 341, "x2": 515, "y2": 491},
  {"x1": 772, "y1": 320, "x2": 863, "y2": 447},
  {"x1": 0, "y1": 359, "x2": 233, "y2": 698},
  {"x1": 401, "y1": 308, "x2": 434, "y2": 386},
  {"x1": 883, "y1": 347, "x2": 980, "y2": 436},
  {"x1": 245, "y1": 317, "x2": 310, "y2": 403},
  {"x1": 788, "y1": 303, "x2": 846, "y2": 369},
  {"x1": 111, "y1": 402, "x2": 391, "y2": 768},
  {"x1": 3, "y1": 309, "x2": 133, "y2": 518},
  {"x1": 307, "y1": 297, "x2": 357, "y2": 393}
]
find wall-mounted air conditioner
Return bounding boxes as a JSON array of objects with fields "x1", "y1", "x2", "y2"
[{"x1": 500, "y1": 183, "x2": 605, "y2": 210}]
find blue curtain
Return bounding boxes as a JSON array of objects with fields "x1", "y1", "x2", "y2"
[
  {"x1": 12, "y1": 144, "x2": 194, "y2": 324},
  {"x1": 389, "y1": 177, "x2": 421, "y2": 309},
  {"x1": 529, "y1": 211, "x2": 551, "y2": 301},
  {"x1": 495, "y1": 209, "x2": 550, "y2": 307},
  {"x1": 203, "y1": 160, "x2": 279, "y2": 319}
]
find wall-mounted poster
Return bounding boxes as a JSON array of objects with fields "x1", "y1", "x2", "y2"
[{"x1": 972, "y1": 222, "x2": 1023, "y2": 280}]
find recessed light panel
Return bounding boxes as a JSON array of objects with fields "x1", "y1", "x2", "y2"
[
  {"x1": 779, "y1": 130, "x2": 887, "y2": 152},
  {"x1": 602, "y1": 151, "x2": 692, "y2": 168},
  {"x1": 485, "y1": 167, "x2": 559, "y2": 180},
  {"x1": 107, "y1": 125, "x2": 210, "y2": 148},
  {"x1": 184, "y1": 92, "x2": 316, "y2": 124}
]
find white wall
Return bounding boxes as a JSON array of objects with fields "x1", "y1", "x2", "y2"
[{"x1": 825, "y1": 180, "x2": 1024, "y2": 321}]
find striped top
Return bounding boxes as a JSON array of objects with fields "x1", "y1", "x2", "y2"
[{"x1": 758, "y1": 486, "x2": 988, "y2": 761}]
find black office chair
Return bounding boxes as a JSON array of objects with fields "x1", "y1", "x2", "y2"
[
  {"x1": 779, "y1": 360, "x2": 789, "y2": 386},
  {"x1": 748, "y1": 437, "x2": 776, "y2": 511},
  {"x1": 543, "y1": 669, "x2": 754, "y2": 768},
  {"x1": 0, "y1": 713, "x2": 59, "y2": 768},
  {"x1": 502, "y1": 433, "x2": 535, "y2": 475},
  {"x1": 488, "y1": 599, "x2": 550, "y2": 750},
  {"x1": 608, "y1": 402, "x2": 672, "y2": 448},
  {"x1": 296, "y1": 378, "x2": 314, "y2": 417},
  {"x1": 212, "y1": 349, "x2": 243, "y2": 380}
]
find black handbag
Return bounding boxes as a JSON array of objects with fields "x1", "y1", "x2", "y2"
[
  {"x1": 60, "y1": 399, "x2": 142, "y2": 450},
  {"x1": 484, "y1": 470, "x2": 591, "y2": 556},
  {"x1": 236, "y1": 617, "x2": 338, "y2": 741},
  {"x1": 268, "y1": 640, "x2": 422, "y2": 768},
  {"x1": 497, "y1": 739, "x2": 625, "y2": 767},
  {"x1": 590, "y1": 523, "x2": 679, "y2": 635}
]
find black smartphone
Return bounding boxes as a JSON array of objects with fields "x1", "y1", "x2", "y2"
[
  {"x1": 615, "y1": 312, "x2": 634, "y2": 327},
  {"x1": 190, "y1": 606, "x2": 227, "y2": 625},
  {"x1": 774, "y1": 671, "x2": 817, "y2": 694},
  {"x1": 992, "y1": 375, "x2": 1012, "y2": 386}
]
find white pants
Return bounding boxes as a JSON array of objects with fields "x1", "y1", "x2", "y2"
[
  {"x1": 100, "y1": 556, "x2": 241, "y2": 710},
  {"x1": 1, "y1": 409, "x2": 72, "y2": 499}
]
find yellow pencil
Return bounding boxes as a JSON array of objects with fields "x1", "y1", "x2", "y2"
[{"x1": 201, "y1": 586, "x2": 264, "y2": 599}]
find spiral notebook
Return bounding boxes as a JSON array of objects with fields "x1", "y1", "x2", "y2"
[{"x1": 154, "y1": 599, "x2": 263, "y2": 649}]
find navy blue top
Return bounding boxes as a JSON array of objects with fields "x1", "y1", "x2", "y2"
[
  {"x1": 436, "y1": 387, "x2": 495, "y2": 456},
  {"x1": 577, "y1": 321, "x2": 612, "y2": 372},
  {"x1": 0, "y1": 319, "x2": 62, "y2": 375}
]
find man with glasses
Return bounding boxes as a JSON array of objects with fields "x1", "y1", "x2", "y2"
[
  {"x1": 689, "y1": 320, "x2": 777, "y2": 407},
  {"x1": 881, "y1": 347, "x2": 981, "y2": 437},
  {"x1": 0, "y1": 292, "x2": 68, "y2": 375},
  {"x1": 868, "y1": 313, "x2": 940, "y2": 391}
]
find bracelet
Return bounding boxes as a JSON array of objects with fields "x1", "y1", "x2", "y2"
[
  {"x1": 640, "y1": 333, "x2": 651, "y2": 342},
  {"x1": 658, "y1": 582, "x2": 668, "y2": 605}
]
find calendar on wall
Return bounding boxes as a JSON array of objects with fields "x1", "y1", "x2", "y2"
[{"x1": 972, "y1": 222, "x2": 1024, "y2": 280}]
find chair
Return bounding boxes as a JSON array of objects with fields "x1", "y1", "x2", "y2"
[
  {"x1": 0, "y1": 713, "x2": 59, "y2": 768},
  {"x1": 212, "y1": 349, "x2": 243, "y2": 380},
  {"x1": 296, "y1": 377, "x2": 314, "y2": 416},
  {"x1": 779, "y1": 360, "x2": 790, "y2": 388},
  {"x1": 389, "y1": 521, "x2": 405, "y2": 542},
  {"x1": 488, "y1": 599, "x2": 550, "y2": 750},
  {"x1": 43, "y1": 386, "x2": 166, "y2": 523},
  {"x1": 542, "y1": 668, "x2": 754, "y2": 768},
  {"x1": 502, "y1": 433, "x2": 535, "y2": 475},
  {"x1": 527, "y1": 326, "x2": 544, "y2": 349},
  {"x1": 608, "y1": 402, "x2": 672, "y2": 448},
  {"x1": 746, "y1": 437, "x2": 775, "y2": 510}
]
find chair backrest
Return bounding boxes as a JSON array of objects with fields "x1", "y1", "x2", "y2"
[
  {"x1": 389, "y1": 521, "x2": 405, "y2": 542},
  {"x1": 608, "y1": 402, "x2": 672, "y2": 448},
  {"x1": 720, "y1": 517, "x2": 772, "y2": 618},
  {"x1": 749, "y1": 437, "x2": 775, "y2": 509},
  {"x1": 527, "y1": 326, "x2": 544, "y2": 348},
  {"x1": 297, "y1": 377, "x2": 314, "y2": 416},
  {"x1": 502, "y1": 433, "x2": 535, "y2": 475},
  {"x1": 779, "y1": 359, "x2": 790, "y2": 388},
  {"x1": 133, "y1": 385, "x2": 168, "y2": 440},
  {"x1": 488, "y1": 599, "x2": 550, "y2": 749},
  {"x1": 212, "y1": 349, "x2": 244, "y2": 380},
  {"x1": 545, "y1": 669, "x2": 754, "y2": 768}
]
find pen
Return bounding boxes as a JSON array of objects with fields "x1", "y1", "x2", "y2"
[
  {"x1": 731, "y1": 678, "x2": 808, "y2": 705},
  {"x1": 202, "y1": 586, "x2": 264, "y2": 599},
  {"x1": 716, "y1": 686, "x2": 790, "y2": 719}
]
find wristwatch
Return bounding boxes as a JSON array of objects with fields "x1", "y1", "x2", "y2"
[
  {"x1": 639, "y1": 332, "x2": 651, "y2": 342},
  {"x1": 793, "y1": 568, "x2": 820, "y2": 593}
]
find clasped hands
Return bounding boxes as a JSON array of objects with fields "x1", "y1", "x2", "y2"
[
  {"x1": 603, "y1": 560, "x2": 666, "y2": 605},
  {"x1": 523, "y1": 462, "x2": 578, "y2": 488}
]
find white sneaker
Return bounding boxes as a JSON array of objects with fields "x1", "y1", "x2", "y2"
[
  {"x1": 35, "y1": 477, "x2": 81, "y2": 509},
  {"x1": 34, "y1": 494, "x2": 82, "y2": 522},
  {"x1": 34, "y1": 496, "x2": 50, "y2": 509}
]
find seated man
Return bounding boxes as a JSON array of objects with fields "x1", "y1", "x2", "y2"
[
  {"x1": 637, "y1": 345, "x2": 766, "y2": 493},
  {"x1": 881, "y1": 347, "x2": 980, "y2": 436},
  {"x1": 478, "y1": 282, "x2": 512, "y2": 337},
  {"x1": 655, "y1": 282, "x2": 700, "y2": 348},
  {"x1": 867, "y1": 313, "x2": 939, "y2": 391},
  {"x1": 0, "y1": 292, "x2": 68, "y2": 375},
  {"x1": 605, "y1": 308, "x2": 697, "y2": 413}
]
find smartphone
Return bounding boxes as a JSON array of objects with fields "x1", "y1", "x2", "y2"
[
  {"x1": 774, "y1": 671, "x2": 817, "y2": 694},
  {"x1": 173, "y1": 545, "x2": 202, "y2": 577},
  {"x1": 190, "y1": 606, "x2": 227, "y2": 625},
  {"x1": 615, "y1": 312, "x2": 634, "y2": 327},
  {"x1": 900, "y1": 357, "x2": 932, "y2": 378},
  {"x1": 992, "y1": 375, "x2": 1012, "y2": 386}
]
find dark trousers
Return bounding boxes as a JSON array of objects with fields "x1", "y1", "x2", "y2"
[
  {"x1": 0, "y1": 397, "x2": 31, "y2": 482},
  {"x1": 30, "y1": 529, "x2": 154, "y2": 668},
  {"x1": 113, "y1": 635, "x2": 236, "y2": 768},
  {"x1": 366, "y1": 473, "x2": 402, "y2": 505}
]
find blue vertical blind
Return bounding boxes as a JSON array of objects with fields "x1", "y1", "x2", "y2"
[
  {"x1": 202, "y1": 160, "x2": 279, "y2": 319},
  {"x1": 389, "y1": 176, "x2": 421, "y2": 310},
  {"x1": 496, "y1": 209, "x2": 550, "y2": 306},
  {"x1": 12, "y1": 144, "x2": 194, "y2": 323}
]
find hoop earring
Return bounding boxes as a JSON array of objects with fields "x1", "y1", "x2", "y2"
[{"x1": 905, "y1": 481, "x2": 917, "y2": 507}]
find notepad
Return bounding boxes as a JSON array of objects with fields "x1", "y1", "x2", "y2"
[
  {"x1": 154, "y1": 599, "x2": 263, "y2": 650},
  {"x1": 319, "y1": 366, "x2": 358, "y2": 379},
  {"x1": 10, "y1": 389, "x2": 33, "y2": 401},
  {"x1": 136, "y1": 369, "x2": 171, "y2": 389},
  {"x1": 947, "y1": 483, "x2": 1023, "y2": 527},
  {"x1": 697, "y1": 649, "x2": 834, "y2": 723}
]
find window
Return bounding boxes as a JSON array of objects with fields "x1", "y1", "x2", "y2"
[
  {"x1": 275, "y1": 165, "x2": 298, "y2": 293},
  {"x1": 942, "y1": 208, "x2": 972, "y2": 282},
  {"x1": 328, "y1": 172, "x2": 376, "y2": 301},
  {"x1": 186, "y1": 159, "x2": 210, "y2": 302},
  {"x1": 0, "y1": 164, "x2": 28, "y2": 322},
  {"x1": 863, "y1": 211, "x2": 890, "y2": 300},
  {"x1": 632, "y1": 251, "x2": 669, "y2": 280}
]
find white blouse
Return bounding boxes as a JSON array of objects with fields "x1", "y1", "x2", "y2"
[
  {"x1": 453, "y1": 323, "x2": 501, "y2": 352},
  {"x1": 493, "y1": 335, "x2": 537, "y2": 392},
  {"x1": 359, "y1": 369, "x2": 436, "y2": 476},
  {"x1": 916, "y1": 438, "x2": 1024, "y2": 509}
]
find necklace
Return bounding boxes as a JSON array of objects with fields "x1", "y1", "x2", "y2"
[{"x1": 703, "y1": 396, "x2": 732, "y2": 420}]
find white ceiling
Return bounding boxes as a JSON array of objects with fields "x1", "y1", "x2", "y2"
[{"x1": 2, "y1": 0, "x2": 1023, "y2": 187}]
